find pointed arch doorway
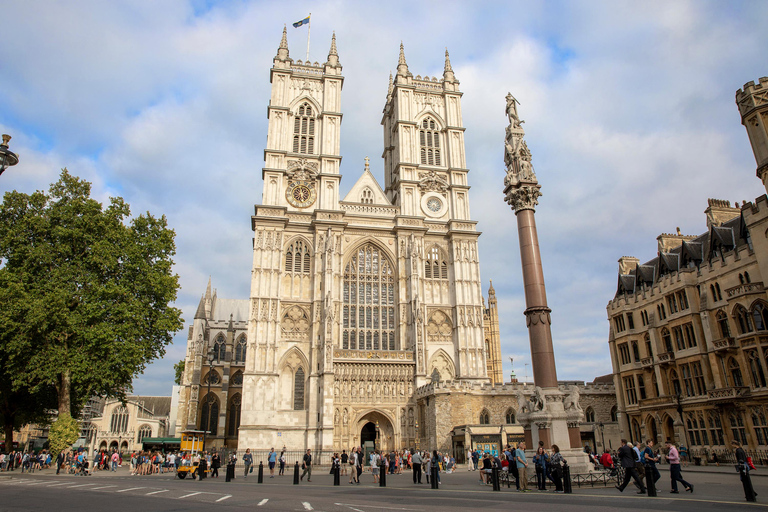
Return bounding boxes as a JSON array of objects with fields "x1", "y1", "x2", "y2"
[{"x1": 355, "y1": 411, "x2": 394, "y2": 463}]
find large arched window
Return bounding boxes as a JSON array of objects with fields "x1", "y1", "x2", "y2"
[
  {"x1": 736, "y1": 305, "x2": 754, "y2": 334},
  {"x1": 424, "y1": 246, "x2": 448, "y2": 280},
  {"x1": 293, "y1": 367, "x2": 305, "y2": 410},
  {"x1": 419, "y1": 117, "x2": 441, "y2": 166},
  {"x1": 669, "y1": 370, "x2": 682, "y2": 396},
  {"x1": 342, "y1": 244, "x2": 396, "y2": 351},
  {"x1": 200, "y1": 394, "x2": 219, "y2": 436},
  {"x1": 213, "y1": 334, "x2": 226, "y2": 362},
  {"x1": 753, "y1": 303, "x2": 768, "y2": 332},
  {"x1": 234, "y1": 335, "x2": 247, "y2": 363},
  {"x1": 748, "y1": 350, "x2": 766, "y2": 388},
  {"x1": 227, "y1": 394, "x2": 242, "y2": 437},
  {"x1": 285, "y1": 239, "x2": 311, "y2": 274},
  {"x1": 716, "y1": 310, "x2": 731, "y2": 338},
  {"x1": 708, "y1": 413, "x2": 725, "y2": 445},
  {"x1": 610, "y1": 406, "x2": 618, "y2": 422},
  {"x1": 479, "y1": 410, "x2": 490, "y2": 425},
  {"x1": 137, "y1": 424, "x2": 152, "y2": 443},
  {"x1": 505, "y1": 409, "x2": 515, "y2": 424},
  {"x1": 585, "y1": 407, "x2": 595, "y2": 423},
  {"x1": 292, "y1": 102, "x2": 315, "y2": 154},
  {"x1": 661, "y1": 328, "x2": 673, "y2": 353},
  {"x1": 204, "y1": 370, "x2": 221, "y2": 385},
  {"x1": 110, "y1": 406, "x2": 129, "y2": 433},
  {"x1": 729, "y1": 357, "x2": 744, "y2": 387}
]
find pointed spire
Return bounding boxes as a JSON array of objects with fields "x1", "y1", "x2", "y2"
[
  {"x1": 489, "y1": 279, "x2": 495, "y2": 295},
  {"x1": 194, "y1": 294, "x2": 206, "y2": 320},
  {"x1": 396, "y1": 41, "x2": 410, "y2": 78},
  {"x1": 443, "y1": 48, "x2": 455, "y2": 83},
  {"x1": 276, "y1": 25, "x2": 290, "y2": 62},
  {"x1": 388, "y1": 72, "x2": 393, "y2": 95},
  {"x1": 325, "y1": 31, "x2": 340, "y2": 68},
  {"x1": 227, "y1": 313, "x2": 235, "y2": 333},
  {"x1": 205, "y1": 276, "x2": 212, "y2": 300}
]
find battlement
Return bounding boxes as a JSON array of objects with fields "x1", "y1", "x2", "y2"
[
  {"x1": 736, "y1": 76, "x2": 768, "y2": 100},
  {"x1": 736, "y1": 77, "x2": 768, "y2": 117},
  {"x1": 708, "y1": 198, "x2": 733, "y2": 208}
]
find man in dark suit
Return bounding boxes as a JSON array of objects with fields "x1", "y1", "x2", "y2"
[{"x1": 616, "y1": 439, "x2": 646, "y2": 494}]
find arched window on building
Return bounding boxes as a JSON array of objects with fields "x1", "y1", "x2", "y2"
[
  {"x1": 199, "y1": 394, "x2": 219, "y2": 437},
  {"x1": 736, "y1": 305, "x2": 754, "y2": 334},
  {"x1": 360, "y1": 187, "x2": 374, "y2": 204},
  {"x1": 753, "y1": 409, "x2": 768, "y2": 445},
  {"x1": 479, "y1": 410, "x2": 490, "y2": 425},
  {"x1": 637, "y1": 375, "x2": 647, "y2": 400},
  {"x1": 730, "y1": 412, "x2": 748, "y2": 446},
  {"x1": 230, "y1": 371, "x2": 243, "y2": 386},
  {"x1": 204, "y1": 370, "x2": 221, "y2": 385},
  {"x1": 644, "y1": 334, "x2": 653, "y2": 358},
  {"x1": 227, "y1": 394, "x2": 242, "y2": 437},
  {"x1": 631, "y1": 418, "x2": 642, "y2": 444},
  {"x1": 749, "y1": 351, "x2": 767, "y2": 388},
  {"x1": 292, "y1": 102, "x2": 315, "y2": 154},
  {"x1": 673, "y1": 326, "x2": 685, "y2": 351},
  {"x1": 728, "y1": 357, "x2": 744, "y2": 387},
  {"x1": 708, "y1": 413, "x2": 725, "y2": 445},
  {"x1": 669, "y1": 369, "x2": 682, "y2": 396},
  {"x1": 419, "y1": 117, "x2": 441, "y2": 166},
  {"x1": 285, "y1": 239, "x2": 311, "y2": 274},
  {"x1": 234, "y1": 335, "x2": 247, "y2": 363},
  {"x1": 715, "y1": 283, "x2": 723, "y2": 301},
  {"x1": 505, "y1": 409, "x2": 515, "y2": 424},
  {"x1": 745, "y1": 271, "x2": 752, "y2": 283},
  {"x1": 293, "y1": 367, "x2": 305, "y2": 410},
  {"x1": 342, "y1": 244, "x2": 396, "y2": 351},
  {"x1": 631, "y1": 341, "x2": 640, "y2": 362},
  {"x1": 753, "y1": 303, "x2": 768, "y2": 331},
  {"x1": 661, "y1": 328, "x2": 673, "y2": 353},
  {"x1": 652, "y1": 373, "x2": 659, "y2": 397},
  {"x1": 686, "y1": 414, "x2": 708, "y2": 446},
  {"x1": 610, "y1": 406, "x2": 618, "y2": 422},
  {"x1": 110, "y1": 406, "x2": 129, "y2": 433},
  {"x1": 137, "y1": 424, "x2": 152, "y2": 443},
  {"x1": 424, "y1": 246, "x2": 449, "y2": 280},
  {"x1": 585, "y1": 407, "x2": 595, "y2": 423},
  {"x1": 717, "y1": 310, "x2": 731, "y2": 338},
  {"x1": 213, "y1": 334, "x2": 226, "y2": 362}
]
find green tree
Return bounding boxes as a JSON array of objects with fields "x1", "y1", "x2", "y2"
[
  {"x1": 0, "y1": 170, "x2": 184, "y2": 439},
  {"x1": 174, "y1": 360, "x2": 185, "y2": 385},
  {"x1": 48, "y1": 413, "x2": 80, "y2": 456}
]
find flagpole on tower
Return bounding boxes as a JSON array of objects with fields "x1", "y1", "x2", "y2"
[{"x1": 306, "y1": 13, "x2": 311, "y2": 61}]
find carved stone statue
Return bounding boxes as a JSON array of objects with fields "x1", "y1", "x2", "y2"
[
  {"x1": 563, "y1": 385, "x2": 582, "y2": 411},
  {"x1": 505, "y1": 92, "x2": 524, "y2": 129}
]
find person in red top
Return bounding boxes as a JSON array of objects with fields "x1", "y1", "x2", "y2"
[{"x1": 600, "y1": 449, "x2": 614, "y2": 469}]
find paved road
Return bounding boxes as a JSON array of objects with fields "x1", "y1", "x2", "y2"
[{"x1": 1, "y1": 466, "x2": 764, "y2": 511}]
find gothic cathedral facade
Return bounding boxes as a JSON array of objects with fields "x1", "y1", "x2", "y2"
[{"x1": 176, "y1": 29, "x2": 502, "y2": 453}]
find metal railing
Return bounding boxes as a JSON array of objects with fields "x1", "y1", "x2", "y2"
[{"x1": 689, "y1": 448, "x2": 768, "y2": 466}]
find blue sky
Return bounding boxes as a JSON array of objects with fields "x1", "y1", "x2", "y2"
[{"x1": 1, "y1": 0, "x2": 766, "y2": 395}]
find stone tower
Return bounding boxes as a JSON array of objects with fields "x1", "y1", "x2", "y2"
[
  {"x1": 483, "y1": 281, "x2": 503, "y2": 384},
  {"x1": 736, "y1": 77, "x2": 768, "y2": 194}
]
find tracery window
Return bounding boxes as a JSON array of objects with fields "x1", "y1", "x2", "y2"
[
  {"x1": 227, "y1": 394, "x2": 241, "y2": 437},
  {"x1": 479, "y1": 410, "x2": 490, "y2": 425},
  {"x1": 424, "y1": 246, "x2": 448, "y2": 280},
  {"x1": 753, "y1": 409, "x2": 768, "y2": 445},
  {"x1": 360, "y1": 188, "x2": 374, "y2": 204},
  {"x1": 293, "y1": 367, "x2": 305, "y2": 410},
  {"x1": 736, "y1": 305, "x2": 754, "y2": 334},
  {"x1": 204, "y1": 370, "x2": 221, "y2": 385},
  {"x1": 342, "y1": 244, "x2": 396, "y2": 351},
  {"x1": 680, "y1": 364, "x2": 694, "y2": 397},
  {"x1": 730, "y1": 412, "x2": 748, "y2": 446},
  {"x1": 137, "y1": 424, "x2": 152, "y2": 443},
  {"x1": 110, "y1": 406, "x2": 129, "y2": 433},
  {"x1": 644, "y1": 334, "x2": 653, "y2": 358},
  {"x1": 686, "y1": 414, "x2": 708, "y2": 446},
  {"x1": 691, "y1": 362, "x2": 706, "y2": 395},
  {"x1": 419, "y1": 117, "x2": 441, "y2": 166},
  {"x1": 624, "y1": 376, "x2": 637, "y2": 405},
  {"x1": 285, "y1": 239, "x2": 311, "y2": 274},
  {"x1": 748, "y1": 351, "x2": 766, "y2": 388},
  {"x1": 673, "y1": 326, "x2": 685, "y2": 351},
  {"x1": 637, "y1": 375, "x2": 647, "y2": 400},
  {"x1": 716, "y1": 310, "x2": 731, "y2": 338},
  {"x1": 661, "y1": 328, "x2": 673, "y2": 353},
  {"x1": 230, "y1": 371, "x2": 243, "y2": 386},
  {"x1": 292, "y1": 102, "x2": 315, "y2": 155},
  {"x1": 213, "y1": 334, "x2": 226, "y2": 362},
  {"x1": 753, "y1": 303, "x2": 768, "y2": 331},
  {"x1": 234, "y1": 335, "x2": 247, "y2": 363},
  {"x1": 669, "y1": 369, "x2": 682, "y2": 396},
  {"x1": 200, "y1": 394, "x2": 219, "y2": 436},
  {"x1": 708, "y1": 413, "x2": 724, "y2": 445},
  {"x1": 682, "y1": 323, "x2": 697, "y2": 348},
  {"x1": 729, "y1": 357, "x2": 744, "y2": 387},
  {"x1": 585, "y1": 407, "x2": 596, "y2": 423},
  {"x1": 505, "y1": 409, "x2": 515, "y2": 424}
]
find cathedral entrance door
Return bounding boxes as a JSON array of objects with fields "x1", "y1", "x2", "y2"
[{"x1": 361, "y1": 422, "x2": 377, "y2": 464}]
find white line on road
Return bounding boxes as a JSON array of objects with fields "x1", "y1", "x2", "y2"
[
  {"x1": 19, "y1": 481, "x2": 47, "y2": 486},
  {"x1": 257, "y1": 499, "x2": 269, "y2": 506},
  {"x1": 89, "y1": 485, "x2": 117, "y2": 490},
  {"x1": 67, "y1": 483, "x2": 97, "y2": 488},
  {"x1": 46, "y1": 482, "x2": 71, "y2": 487},
  {"x1": 303, "y1": 502, "x2": 314, "y2": 511},
  {"x1": 335, "y1": 505, "x2": 420, "y2": 511},
  {"x1": 145, "y1": 489, "x2": 169, "y2": 495},
  {"x1": 115, "y1": 487, "x2": 145, "y2": 493},
  {"x1": 215, "y1": 495, "x2": 231, "y2": 502},
  {"x1": 178, "y1": 492, "x2": 202, "y2": 499}
]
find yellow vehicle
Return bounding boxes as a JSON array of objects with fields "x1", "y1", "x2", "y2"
[{"x1": 177, "y1": 430, "x2": 207, "y2": 480}]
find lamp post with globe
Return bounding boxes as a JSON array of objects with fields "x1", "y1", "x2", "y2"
[{"x1": 0, "y1": 134, "x2": 19, "y2": 177}]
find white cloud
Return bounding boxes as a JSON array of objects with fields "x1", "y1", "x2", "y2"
[{"x1": 1, "y1": 0, "x2": 766, "y2": 395}]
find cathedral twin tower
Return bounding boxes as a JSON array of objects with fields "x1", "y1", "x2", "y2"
[{"x1": 177, "y1": 28, "x2": 502, "y2": 453}]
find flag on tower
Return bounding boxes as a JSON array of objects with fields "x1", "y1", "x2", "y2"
[{"x1": 293, "y1": 15, "x2": 310, "y2": 28}]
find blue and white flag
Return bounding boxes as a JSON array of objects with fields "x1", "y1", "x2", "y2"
[{"x1": 293, "y1": 16, "x2": 310, "y2": 28}]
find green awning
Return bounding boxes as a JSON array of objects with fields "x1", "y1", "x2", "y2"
[{"x1": 141, "y1": 437, "x2": 180, "y2": 445}]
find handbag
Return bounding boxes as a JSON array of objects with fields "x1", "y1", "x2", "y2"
[{"x1": 249, "y1": 465, "x2": 253, "y2": 473}]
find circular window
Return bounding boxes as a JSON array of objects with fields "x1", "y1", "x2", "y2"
[
  {"x1": 427, "y1": 197, "x2": 442, "y2": 212},
  {"x1": 420, "y1": 192, "x2": 448, "y2": 218}
]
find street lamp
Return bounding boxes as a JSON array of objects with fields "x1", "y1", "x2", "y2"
[
  {"x1": 375, "y1": 420, "x2": 380, "y2": 452},
  {"x1": 202, "y1": 348, "x2": 214, "y2": 451},
  {"x1": 415, "y1": 420, "x2": 420, "y2": 451},
  {"x1": 0, "y1": 134, "x2": 19, "y2": 177},
  {"x1": 675, "y1": 392, "x2": 690, "y2": 450},
  {"x1": 598, "y1": 422, "x2": 605, "y2": 451}
]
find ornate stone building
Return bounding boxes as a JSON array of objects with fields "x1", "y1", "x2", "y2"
[
  {"x1": 176, "y1": 31, "x2": 505, "y2": 454},
  {"x1": 607, "y1": 76, "x2": 768, "y2": 454},
  {"x1": 483, "y1": 282, "x2": 503, "y2": 385}
]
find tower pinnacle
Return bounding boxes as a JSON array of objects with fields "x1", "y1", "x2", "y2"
[
  {"x1": 443, "y1": 48, "x2": 455, "y2": 82},
  {"x1": 276, "y1": 25, "x2": 290, "y2": 63},
  {"x1": 387, "y1": 72, "x2": 394, "y2": 101},
  {"x1": 325, "y1": 31, "x2": 340, "y2": 68},
  {"x1": 396, "y1": 42, "x2": 410, "y2": 78}
]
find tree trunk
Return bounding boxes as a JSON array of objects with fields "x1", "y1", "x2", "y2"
[
  {"x1": 3, "y1": 419, "x2": 13, "y2": 452},
  {"x1": 58, "y1": 370, "x2": 72, "y2": 416}
]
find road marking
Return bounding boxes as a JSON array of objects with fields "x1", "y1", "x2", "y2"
[
  {"x1": 178, "y1": 492, "x2": 202, "y2": 499},
  {"x1": 303, "y1": 502, "x2": 313, "y2": 511},
  {"x1": 46, "y1": 482, "x2": 71, "y2": 487},
  {"x1": 335, "y1": 505, "x2": 419, "y2": 511},
  {"x1": 90, "y1": 485, "x2": 117, "y2": 490},
  {"x1": 116, "y1": 487, "x2": 145, "y2": 493},
  {"x1": 215, "y1": 495, "x2": 231, "y2": 502},
  {"x1": 145, "y1": 489, "x2": 169, "y2": 495},
  {"x1": 257, "y1": 499, "x2": 269, "y2": 506},
  {"x1": 67, "y1": 483, "x2": 97, "y2": 488}
]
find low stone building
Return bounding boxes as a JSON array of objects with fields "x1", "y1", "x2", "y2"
[{"x1": 86, "y1": 396, "x2": 171, "y2": 454}]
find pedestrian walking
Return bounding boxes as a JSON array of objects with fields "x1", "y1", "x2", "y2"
[
  {"x1": 300, "y1": 448, "x2": 312, "y2": 482},
  {"x1": 243, "y1": 448, "x2": 253, "y2": 478},
  {"x1": 268, "y1": 448, "x2": 277, "y2": 478},
  {"x1": 279, "y1": 450, "x2": 286, "y2": 476},
  {"x1": 412, "y1": 448, "x2": 423, "y2": 484},
  {"x1": 665, "y1": 440, "x2": 693, "y2": 494},
  {"x1": 550, "y1": 445, "x2": 565, "y2": 492},
  {"x1": 732, "y1": 439, "x2": 756, "y2": 501},
  {"x1": 642, "y1": 440, "x2": 660, "y2": 486},
  {"x1": 615, "y1": 439, "x2": 646, "y2": 494}
]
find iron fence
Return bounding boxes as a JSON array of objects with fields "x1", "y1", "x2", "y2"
[{"x1": 688, "y1": 448, "x2": 768, "y2": 466}]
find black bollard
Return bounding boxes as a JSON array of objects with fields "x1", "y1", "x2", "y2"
[
  {"x1": 225, "y1": 462, "x2": 233, "y2": 482},
  {"x1": 380, "y1": 464, "x2": 386, "y2": 487},
  {"x1": 563, "y1": 463, "x2": 572, "y2": 494},
  {"x1": 492, "y1": 467, "x2": 500, "y2": 491},
  {"x1": 293, "y1": 461, "x2": 300, "y2": 485},
  {"x1": 334, "y1": 464, "x2": 340, "y2": 486},
  {"x1": 258, "y1": 461, "x2": 264, "y2": 483},
  {"x1": 740, "y1": 465, "x2": 757, "y2": 502},
  {"x1": 644, "y1": 464, "x2": 656, "y2": 497},
  {"x1": 431, "y1": 466, "x2": 439, "y2": 489}
]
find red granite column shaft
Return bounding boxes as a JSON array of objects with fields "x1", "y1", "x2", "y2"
[{"x1": 516, "y1": 209, "x2": 558, "y2": 388}]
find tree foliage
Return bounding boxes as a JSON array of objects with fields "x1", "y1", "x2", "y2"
[
  {"x1": 0, "y1": 170, "x2": 184, "y2": 419},
  {"x1": 48, "y1": 413, "x2": 80, "y2": 456},
  {"x1": 174, "y1": 360, "x2": 185, "y2": 386}
]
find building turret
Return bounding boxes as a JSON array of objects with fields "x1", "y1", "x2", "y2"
[
  {"x1": 274, "y1": 25, "x2": 291, "y2": 68},
  {"x1": 324, "y1": 32, "x2": 340, "y2": 71},
  {"x1": 736, "y1": 77, "x2": 768, "y2": 193},
  {"x1": 443, "y1": 49, "x2": 455, "y2": 84},
  {"x1": 395, "y1": 42, "x2": 410, "y2": 82}
]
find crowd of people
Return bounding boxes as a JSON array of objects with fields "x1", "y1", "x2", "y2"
[{"x1": 0, "y1": 450, "x2": 51, "y2": 472}]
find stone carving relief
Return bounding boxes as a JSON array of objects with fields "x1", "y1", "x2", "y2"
[
  {"x1": 503, "y1": 91, "x2": 541, "y2": 213},
  {"x1": 428, "y1": 350, "x2": 455, "y2": 382},
  {"x1": 281, "y1": 305, "x2": 310, "y2": 340},
  {"x1": 563, "y1": 385, "x2": 582, "y2": 411},
  {"x1": 426, "y1": 310, "x2": 452, "y2": 342},
  {"x1": 287, "y1": 158, "x2": 319, "y2": 181},
  {"x1": 418, "y1": 170, "x2": 449, "y2": 196}
]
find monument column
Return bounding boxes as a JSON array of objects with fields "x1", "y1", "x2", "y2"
[{"x1": 502, "y1": 93, "x2": 588, "y2": 471}]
